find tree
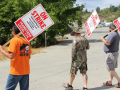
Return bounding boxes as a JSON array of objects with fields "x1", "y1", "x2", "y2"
[
  {"x1": 110, "y1": 5, "x2": 118, "y2": 12},
  {"x1": 100, "y1": 8, "x2": 110, "y2": 18},
  {"x1": 115, "y1": 7, "x2": 120, "y2": 19},
  {"x1": 0, "y1": 0, "x2": 33, "y2": 45},
  {"x1": 96, "y1": 7, "x2": 100, "y2": 13},
  {"x1": 0, "y1": 0, "x2": 14, "y2": 44},
  {"x1": 0, "y1": 0, "x2": 84, "y2": 47},
  {"x1": 84, "y1": 9, "x2": 88, "y2": 13}
]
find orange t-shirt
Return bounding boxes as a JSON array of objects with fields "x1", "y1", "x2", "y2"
[{"x1": 8, "y1": 37, "x2": 32, "y2": 75}]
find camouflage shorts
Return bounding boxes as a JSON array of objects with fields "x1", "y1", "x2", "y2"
[{"x1": 70, "y1": 60, "x2": 88, "y2": 75}]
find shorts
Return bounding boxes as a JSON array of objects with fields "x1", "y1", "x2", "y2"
[
  {"x1": 70, "y1": 60, "x2": 87, "y2": 75},
  {"x1": 105, "y1": 52, "x2": 118, "y2": 71}
]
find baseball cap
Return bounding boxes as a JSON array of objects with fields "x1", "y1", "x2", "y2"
[{"x1": 109, "y1": 23, "x2": 116, "y2": 29}]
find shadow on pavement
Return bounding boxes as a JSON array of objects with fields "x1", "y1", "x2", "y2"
[
  {"x1": 65, "y1": 89, "x2": 79, "y2": 90},
  {"x1": 57, "y1": 39, "x2": 103, "y2": 46},
  {"x1": 92, "y1": 31, "x2": 109, "y2": 33},
  {"x1": 65, "y1": 85, "x2": 115, "y2": 90},
  {"x1": 88, "y1": 85, "x2": 115, "y2": 90},
  {"x1": 57, "y1": 40, "x2": 72, "y2": 46},
  {"x1": 81, "y1": 30, "x2": 109, "y2": 34},
  {"x1": 88, "y1": 39, "x2": 102, "y2": 43}
]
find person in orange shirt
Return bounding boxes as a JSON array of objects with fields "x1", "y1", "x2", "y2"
[{"x1": 0, "y1": 25, "x2": 32, "y2": 90}]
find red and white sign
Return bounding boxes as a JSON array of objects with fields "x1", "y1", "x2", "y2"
[
  {"x1": 113, "y1": 17, "x2": 120, "y2": 31},
  {"x1": 85, "y1": 10, "x2": 100, "y2": 37},
  {"x1": 15, "y1": 4, "x2": 54, "y2": 42}
]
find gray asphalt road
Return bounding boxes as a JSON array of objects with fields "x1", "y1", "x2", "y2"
[{"x1": 0, "y1": 27, "x2": 120, "y2": 90}]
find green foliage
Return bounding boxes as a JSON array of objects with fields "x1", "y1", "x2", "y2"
[
  {"x1": 0, "y1": 0, "x2": 13, "y2": 44},
  {"x1": 0, "y1": 0, "x2": 84, "y2": 47},
  {"x1": 85, "y1": 9, "x2": 88, "y2": 13},
  {"x1": 82, "y1": 12, "x2": 91, "y2": 23},
  {"x1": 99, "y1": 8, "x2": 110, "y2": 18},
  {"x1": 115, "y1": 7, "x2": 120, "y2": 18},
  {"x1": 109, "y1": 5, "x2": 118, "y2": 12},
  {"x1": 96, "y1": 7, "x2": 100, "y2": 13},
  {"x1": 83, "y1": 4, "x2": 120, "y2": 23},
  {"x1": 0, "y1": 0, "x2": 33, "y2": 45},
  {"x1": 95, "y1": 5, "x2": 120, "y2": 22}
]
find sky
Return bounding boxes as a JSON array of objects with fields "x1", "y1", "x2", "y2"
[{"x1": 74, "y1": 0, "x2": 120, "y2": 11}]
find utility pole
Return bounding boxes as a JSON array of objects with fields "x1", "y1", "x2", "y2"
[{"x1": 45, "y1": 32, "x2": 47, "y2": 48}]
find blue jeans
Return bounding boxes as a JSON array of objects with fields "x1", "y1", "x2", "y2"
[{"x1": 5, "y1": 74, "x2": 29, "y2": 90}]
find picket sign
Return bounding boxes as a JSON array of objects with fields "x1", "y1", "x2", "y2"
[
  {"x1": 103, "y1": 17, "x2": 120, "y2": 38},
  {"x1": 84, "y1": 10, "x2": 100, "y2": 37},
  {"x1": 3, "y1": 4, "x2": 54, "y2": 47},
  {"x1": 113, "y1": 17, "x2": 120, "y2": 31},
  {"x1": 15, "y1": 4, "x2": 54, "y2": 42}
]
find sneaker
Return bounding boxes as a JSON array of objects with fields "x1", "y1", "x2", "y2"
[
  {"x1": 63, "y1": 83, "x2": 73, "y2": 89},
  {"x1": 115, "y1": 82, "x2": 120, "y2": 88}
]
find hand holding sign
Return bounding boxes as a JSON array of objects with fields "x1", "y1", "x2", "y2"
[
  {"x1": 103, "y1": 28, "x2": 117, "y2": 38},
  {"x1": 103, "y1": 17, "x2": 120, "y2": 38}
]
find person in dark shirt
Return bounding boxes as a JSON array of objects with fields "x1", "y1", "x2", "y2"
[{"x1": 101, "y1": 23, "x2": 120, "y2": 88}]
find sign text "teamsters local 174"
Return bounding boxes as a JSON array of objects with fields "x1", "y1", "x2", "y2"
[{"x1": 15, "y1": 4, "x2": 54, "y2": 42}]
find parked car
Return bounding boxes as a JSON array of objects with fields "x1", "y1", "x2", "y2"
[
  {"x1": 105, "y1": 22, "x2": 112, "y2": 27},
  {"x1": 99, "y1": 22, "x2": 105, "y2": 27}
]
